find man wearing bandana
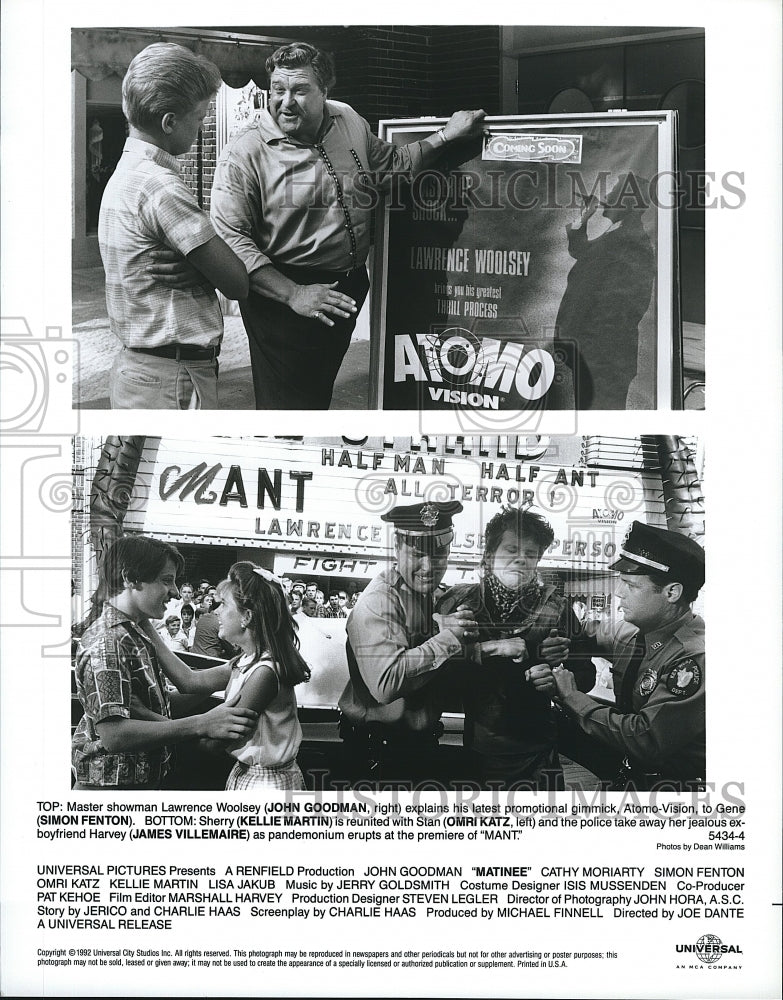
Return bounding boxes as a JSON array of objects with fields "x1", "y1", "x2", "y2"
[
  {"x1": 339, "y1": 501, "x2": 478, "y2": 787},
  {"x1": 437, "y1": 507, "x2": 596, "y2": 790},
  {"x1": 553, "y1": 520, "x2": 705, "y2": 790}
]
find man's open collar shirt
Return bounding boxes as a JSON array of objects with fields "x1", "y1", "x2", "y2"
[{"x1": 211, "y1": 101, "x2": 423, "y2": 274}]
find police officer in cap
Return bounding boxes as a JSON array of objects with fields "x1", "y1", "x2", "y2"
[
  {"x1": 553, "y1": 520, "x2": 705, "y2": 790},
  {"x1": 338, "y1": 500, "x2": 478, "y2": 787}
]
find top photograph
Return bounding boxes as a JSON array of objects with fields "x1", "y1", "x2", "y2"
[{"x1": 71, "y1": 24, "x2": 707, "y2": 412}]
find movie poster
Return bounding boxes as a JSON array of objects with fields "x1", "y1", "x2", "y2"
[
  {"x1": 372, "y1": 114, "x2": 680, "y2": 411},
  {"x1": 0, "y1": 3, "x2": 781, "y2": 999}
]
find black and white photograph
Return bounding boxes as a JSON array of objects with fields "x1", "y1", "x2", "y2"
[
  {"x1": 1, "y1": 1, "x2": 781, "y2": 997},
  {"x1": 71, "y1": 434, "x2": 706, "y2": 793},
  {"x1": 70, "y1": 24, "x2": 706, "y2": 411}
]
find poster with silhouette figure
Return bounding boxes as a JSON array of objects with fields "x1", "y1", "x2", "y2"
[{"x1": 371, "y1": 113, "x2": 681, "y2": 411}]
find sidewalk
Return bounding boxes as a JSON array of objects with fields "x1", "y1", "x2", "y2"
[
  {"x1": 73, "y1": 265, "x2": 704, "y2": 409},
  {"x1": 72, "y1": 266, "x2": 372, "y2": 410}
]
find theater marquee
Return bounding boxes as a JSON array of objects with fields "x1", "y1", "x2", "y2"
[{"x1": 121, "y1": 437, "x2": 663, "y2": 574}]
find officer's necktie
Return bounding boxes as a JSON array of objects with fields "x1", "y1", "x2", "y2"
[
  {"x1": 419, "y1": 592, "x2": 435, "y2": 642},
  {"x1": 618, "y1": 632, "x2": 646, "y2": 712}
]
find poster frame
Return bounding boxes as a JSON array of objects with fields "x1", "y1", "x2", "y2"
[{"x1": 369, "y1": 111, "x2": 683, "y2": 411}]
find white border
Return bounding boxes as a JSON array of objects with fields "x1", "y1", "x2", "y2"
[{"x1": 1, "y1": 1, "x2": 781, "y2": 997}]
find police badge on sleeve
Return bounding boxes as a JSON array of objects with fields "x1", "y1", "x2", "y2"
[{"x1": 666, "y1": 658, "x2": 702, "y2": 697}]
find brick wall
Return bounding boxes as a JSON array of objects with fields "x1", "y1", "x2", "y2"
[
  {"x1": 201, "y1": 102, "x2": 217, "y2": 210},
  {"x1": 430, "y1": 26, "x2": 502, "y2": 116},
  {"x1": 288, "y1": 25, "x2": 502, "y2": 127},
  {"x1": 336, "y1": 27, "x2": 433, "y2": 130},
  {"x1": 179, "y1": 98, "x2": 217, "y2": 209}
]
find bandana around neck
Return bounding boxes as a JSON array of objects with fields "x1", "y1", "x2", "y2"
[{"x1": 485, "y1": 573, "x2": 543, "y2": 621}]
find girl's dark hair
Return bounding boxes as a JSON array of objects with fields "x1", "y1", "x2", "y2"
[
  {"x1": 481, "y1": 506, "x2": 555, "y2": 573},
  {"x1": 219, "y1": 562, "x2": 310, "y2": 687},
  {"x1": 81, "y1": 535, "x2": 184, "y2": 630}
]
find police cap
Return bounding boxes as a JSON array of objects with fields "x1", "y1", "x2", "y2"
[
  {"x1": 382, "y1": 501, "x2": 463, "y2": 551},
  {"x1": 610, "y1": 520, "x2": 705, "y2": 591}
]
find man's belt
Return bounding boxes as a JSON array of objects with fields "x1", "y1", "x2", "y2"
[
  {"x1": 127, "y1": 344, "x2": 220, "y2": 361},
  {"x1": 275, "y1": 261, "x2": 367, "y2": 283}
]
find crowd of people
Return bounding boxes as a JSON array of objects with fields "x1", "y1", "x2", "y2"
[
  {"x1": 152, "y1": 577, "x2": 364, "y2": 660},
  {"x1": 71, "y1": 500, "x2": 705, "y2": 793},
  {"x1": 153, "y1": 580, "x2": 233, "y2": 659}
]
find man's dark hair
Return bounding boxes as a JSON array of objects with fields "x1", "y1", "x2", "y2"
[
  {"x1": 643, "y1": 569, "x2": 700, "y2": 606},
  {"x1": 481, "y1": 506, "x2": 555, "y2": 572},
  {"x1": 99, "y1": 535, "x2": 184, "y2": 598},
  {"x1": 265, "y1": 42, "x2": 336, "y2": 93},
  {"x1": 78, "y1": 535, "x2": 184, "y2": 630}
]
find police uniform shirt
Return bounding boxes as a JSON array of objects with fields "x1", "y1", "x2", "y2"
[
  {"x1": 338, "y1": 567, "x2": 462, "y2": 731},
  {"x1": 558, "y1": 610, "x2": 705, "y2": 780}
]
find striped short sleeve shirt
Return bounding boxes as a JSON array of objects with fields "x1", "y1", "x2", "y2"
[{"x1": 98, "y1": 137, "x2": 222, "y2": 348}]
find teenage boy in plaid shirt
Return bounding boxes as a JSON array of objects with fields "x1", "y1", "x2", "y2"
[{"x1": 72, "y1": 536, "x2": 257, "y2": 789}]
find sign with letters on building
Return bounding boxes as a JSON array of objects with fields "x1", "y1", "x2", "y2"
[
  {"x1": 121, "y1": 436, "x2": 662, "y2": 575},
  {"x1": 370, "y1": 112, "x2": 682, "y2": 411}
]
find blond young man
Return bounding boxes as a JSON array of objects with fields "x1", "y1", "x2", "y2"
[{"x1": 99, "y1": 43, "x2": 248, "y2": 409}]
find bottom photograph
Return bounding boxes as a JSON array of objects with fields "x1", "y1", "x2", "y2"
[{"x1": 70, "y1": 433, "x2": 705, "y2": 794}]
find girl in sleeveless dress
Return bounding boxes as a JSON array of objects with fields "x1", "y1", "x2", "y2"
[{"x1": 215, "y1": 562, "x2": 311, "y2": 790}]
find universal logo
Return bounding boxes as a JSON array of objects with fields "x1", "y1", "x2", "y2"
[
  {"x1": 483, "y1": 134, "x2": 582, "y2": 164},
  {"x1": 676, "y1": 934, "x2": 742, "y2": 969}
]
